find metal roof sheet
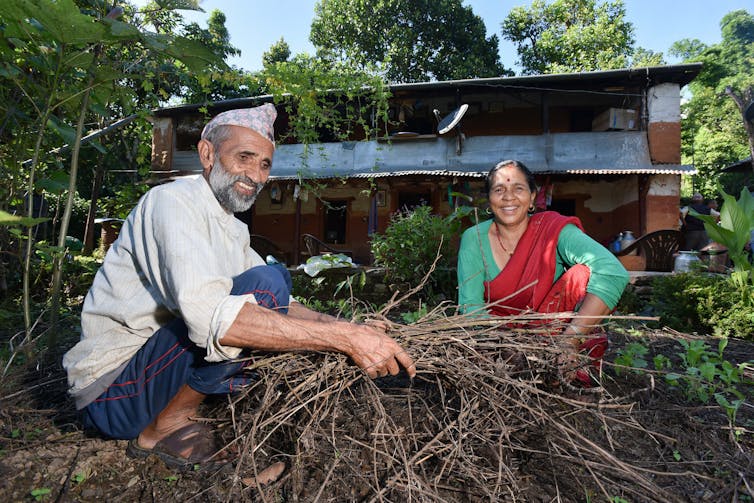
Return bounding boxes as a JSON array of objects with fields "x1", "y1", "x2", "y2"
[
  {"x1": 268, "y1": 131, "x2": 695, "y2": 179},
  {"x1": 152, "y1": 64, "x2": 703, "y2": 117},
  {"x1": 171, "y1": 131, "x2": 695, "y2": 179}
]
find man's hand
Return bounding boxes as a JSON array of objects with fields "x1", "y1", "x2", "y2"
[
  {"x1": 344, "y1": 322, "x2": 416, "y2": 379},
  {"x1": 222, "y1": 303, "x2": 416, "y2": 379}
]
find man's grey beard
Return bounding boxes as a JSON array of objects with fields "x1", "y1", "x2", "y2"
[{"x1": 208, "y1": 159, "x2": 265, "y2": 213}]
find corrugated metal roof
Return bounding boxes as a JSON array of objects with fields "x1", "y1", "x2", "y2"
[
  {"x1": 171, "y1": 131, "x2": 695, "y2": 179},
  {"x1": 152, "y1": 64, "x2": 703, "y2": 117}
]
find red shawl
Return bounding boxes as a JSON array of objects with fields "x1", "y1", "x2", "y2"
[{"x1": 484, "y1": 211, "x2": 583, "y2": 317}]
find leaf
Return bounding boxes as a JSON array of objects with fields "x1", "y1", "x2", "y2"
[
  {"x1": 154, "y1": 0, "x2": 205, "y2": 12},
  {"x1": 665, "y1": 373, "x2": 682, "y2": 384},
  {"x1": 105, "y1": 18, "x2": 140, "y2": 39},
  {"x1": 88, "y1": 139, "x2": 107, "y2": 154},
  {"x1": 47, "y1": 115, "x2": 76, "y2": 145},
  {"x1": 717, "y1": 338, "x2": 728, "y2": 357},
  {"x1": 0, "y1": 210, "x2": 50, "y2": 227},
  {"x1": 162, "y1": 36, "x2": 227, "y2": 72},
  {"x1": 8, "y1": 0, "x2": 108, "y2": 45},
  {"x1": 698, "y1": 362, "x2": 717, "y2": 382}
]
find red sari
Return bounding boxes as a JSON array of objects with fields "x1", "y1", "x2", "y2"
[{"x1": 483, "y1": 212, "x2": 606, "y2": 386}]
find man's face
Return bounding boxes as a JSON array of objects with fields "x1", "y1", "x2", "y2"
[{"x1": 204, "y1": 126, "x2": 274, "y2": 213}]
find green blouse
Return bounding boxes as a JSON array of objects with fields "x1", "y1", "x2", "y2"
[{"x1": 457, "y1": 219, "x2": 629, "y2": 314}]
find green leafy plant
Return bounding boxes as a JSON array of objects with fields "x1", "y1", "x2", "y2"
[
  {"x1": 692, "y1": 187, "x2": 754, "y2": 289},
  {"x1": 400, "y1": 305, "x2": 429, "y2": 324},
  {"x1": 665, "y1": 338, "x2": 752, "y2": 406},
  {"x1": 653, "y1": 354, "x2": 672, "y2": 371},
  {"x1": 371, "y1": 205, "x2": 467, "y2": 301},
  {"x1": 1, "y1": 0, "x2": 223, "y2": 352},
  {"x1": 614, "y1": 342, "x2": 649, "y2": 375},
  {"x1": 647, "y1": 273, "x2": 754, "y2": 340},
  {"x1": 30, "y1": 487, "x2": 51, "y2": 501},
  {"x1": 333, "y1": 270, "x2": 366, "y2": 298}
]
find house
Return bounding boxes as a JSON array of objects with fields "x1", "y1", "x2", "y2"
[{"x1": 150, "y1": 64, "x2": 702, "y2": 266}]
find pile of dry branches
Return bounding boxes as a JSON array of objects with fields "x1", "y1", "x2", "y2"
[{"x1": 197, "y1": 303, "x2": 752, "y2": 502}]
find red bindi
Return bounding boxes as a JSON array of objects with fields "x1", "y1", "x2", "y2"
[{"x1": 506, "y1": 178, "x2": 510, "y2": 182}]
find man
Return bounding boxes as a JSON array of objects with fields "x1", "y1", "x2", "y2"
[
  {"x1": 706, "y1": 198, "x2": 721, "y2": 222},
  {"x1": 681, "y1": 193, "x2": 711, "y2": 250},
  {"x1": 63, "y1": 104, "x2": 416, "y2": 469}
]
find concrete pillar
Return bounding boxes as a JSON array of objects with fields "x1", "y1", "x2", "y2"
[{"x1": 647, "y1": 83, "x2": 681, "y2": 164}]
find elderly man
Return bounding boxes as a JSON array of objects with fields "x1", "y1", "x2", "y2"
[{"x1": 63, "y1": 104, "x2": 415, "y2": 469}]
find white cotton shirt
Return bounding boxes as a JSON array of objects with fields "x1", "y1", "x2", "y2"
[{"x1": 63, "y1": 175, "x2": 267, "y2": 406}]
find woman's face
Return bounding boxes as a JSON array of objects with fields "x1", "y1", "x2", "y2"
[{"x1": 488, "y1": 164, "x2": 536, "y2": 227}]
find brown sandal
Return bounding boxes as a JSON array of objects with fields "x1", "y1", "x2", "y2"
[{"x1": 126, "y1": 422, "x2": 232, "y2": 470}]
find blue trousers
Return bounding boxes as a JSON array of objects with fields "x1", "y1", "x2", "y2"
[{"x1": 83, "y1": 265, "x2": 292, "y2": 439}]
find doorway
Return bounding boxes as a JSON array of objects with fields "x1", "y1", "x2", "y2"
[{"x1": 323, "y1": 200, "x2": 348, "y2": 244}]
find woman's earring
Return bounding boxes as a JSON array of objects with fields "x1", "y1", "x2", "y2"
[
  {"x1": 529, "y1": 204, "x2": 535, "y2": 213},
  {"x1": 485, "y1": 207, "x2": 492, "y2": 215}
]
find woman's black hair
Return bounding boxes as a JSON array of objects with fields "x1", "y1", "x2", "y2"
[{"x1": 485, "y1": 160, "x2": 537, "y2": 195}]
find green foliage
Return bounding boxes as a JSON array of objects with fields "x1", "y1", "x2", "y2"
[
  {"x1": 648, "y1": 273, "x2": 754, "y2": 340},
  {"x1": 98, "y1": 182, "x2": 149, "y2": 220},
  {"x1": 613, "y1": 342, "x2": 648, "y2": 375},
  {"x1": 610, "y1": 336, "x2": 752, "y2": 432},
  {"x1": 400, "y1": 305, "x2": 429, "y2": 324},
  {"x1": 664, "y1": 338, "x2": 752, "y2": 409},
  {"x1": 310, "y1": 0, "x2": 508, "y2": 83},
  {"x1": 30, "y1": 487, "x2": 51, "y2": 501},
  {"x1": 670, "y1": 9, "x2": 754, "y2": 194},
  {"x1": 71, "y1": 471, "x2": 87, "y2": 484},
  {"x1": 693, "y1": 187, "x2": 754, "y2": 279},
  {"x1": 371, "y1": 205, "x2": 466, "y2": 301},
  {"x1": 263, "y1": 37, "x2": 291, "y2": 68},
  {"x1": 688, "y1": 187, "x2": 754, "y2": 338},
  {"x1": 264, "y1": 54, "x2": 391, "y2": 145},
  {"x1": 501, "y1": 0, "x2": 637, "y2": 75}
]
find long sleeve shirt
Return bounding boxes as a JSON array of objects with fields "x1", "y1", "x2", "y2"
[
  {"x1": 457, "y1": 219, "x2": 629, "y2": 315},
  {"x1": 63, "y1": 175, "x2": 266, "y2": 407}
]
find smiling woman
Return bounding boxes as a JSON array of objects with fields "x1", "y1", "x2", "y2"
[{"x1": 457, "y1": 159, "x2": 629, "y2": 387}]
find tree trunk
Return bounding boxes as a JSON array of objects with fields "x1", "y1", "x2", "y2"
[
  {"x1": 49, "y1": 80, "x2": 93, "y2": 334},
  {"x1": 724, "y1": 85, "x2": 754, "y2": 175},
  {"x1": 83, "y1": 164, "x2": 105, "y2": 255}
]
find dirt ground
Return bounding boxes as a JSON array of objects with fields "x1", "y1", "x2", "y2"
[{"x1": 1, "y1": 323, "x2": 753, "y2": 502}]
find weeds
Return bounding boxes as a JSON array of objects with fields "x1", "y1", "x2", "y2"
[{"x1": 612, "y1": 334, "x2": 753, "y2": 442}]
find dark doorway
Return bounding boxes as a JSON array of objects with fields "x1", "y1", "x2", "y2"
[
  {"x1": 397, "y1": 191, "x2": 431, "y2": 212},
  {"x1": 323, "y1": 200, "x2": 348, "y2": 244},
  {"x1": 550, "y1": 198, "x2": 576, "y2": 216}
]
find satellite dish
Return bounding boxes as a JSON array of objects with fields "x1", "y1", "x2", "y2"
[{"x1": 437, "y1": 104, "x2": 468, "y2": 135}]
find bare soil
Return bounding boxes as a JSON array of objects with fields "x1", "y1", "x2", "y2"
[{"x1": 1, "y1": 321, "x2": 753, "y2": 502}]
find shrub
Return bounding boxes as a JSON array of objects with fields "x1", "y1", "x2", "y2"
[
  {"x1": 370, "y1": 205, "x2": 464, "y2": 301},
  {"x1": 648, "y1": 273, "x2": 754, "y2": 340}
]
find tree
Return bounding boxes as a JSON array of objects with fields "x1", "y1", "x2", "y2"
[
  {"x1": 263, "y1": 37, "x2": 291, "y2": 68},
  {"x1": 501, "y1": 0, "x2": 638, "y2": 75},
  {"x1": 629, "y1": 47, "x2": 666, "y2": 68},
  {"x1": 0, "y1": 0, "x2": 224, "y2": 345},
  {"x1": 263, "y1": 54, "x2": 391, "y2": 145},
  {"x1": 309, "y1": 0, "x2": 509, "y2": 83},
  {"x1": 670, "y1": 9, "x2": 754, "y2": 194}
]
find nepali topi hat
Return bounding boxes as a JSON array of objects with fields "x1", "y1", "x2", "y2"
[{"x1": 201, "y1": 103, "x2": 277, "y2": 144}]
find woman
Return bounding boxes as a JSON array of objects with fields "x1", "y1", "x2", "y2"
[{"x1": 457, "y1": 160, "x2": 629, "y2": 386}]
